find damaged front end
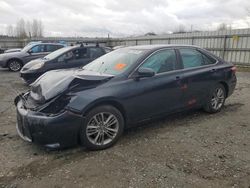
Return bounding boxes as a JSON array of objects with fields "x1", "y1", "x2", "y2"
[
  {"x1": 14, "y1": 92, "x2": 84, "y2": 148},
  {"x1": 14, "y1": 69, "x2": 113, "y2": 148}
]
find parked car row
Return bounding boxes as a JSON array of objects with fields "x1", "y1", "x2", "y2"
[
  {"x1": 0, "y1": 43, "x2": 65, "y2": 71},
  {"x1": 13, "y1": 44, "x2": 237, "y2": 150},
  {"x1": 20, "y1": 44, "x2": 111, "y2": 83}
]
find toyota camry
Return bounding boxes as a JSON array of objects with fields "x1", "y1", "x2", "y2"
[{"x1": 15, "y1": 45, "x2": 237, "y2": 150}]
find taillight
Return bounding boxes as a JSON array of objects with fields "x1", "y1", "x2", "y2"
[{"x1": 231, "y1": 66, "x2": 237, "y2": 74}]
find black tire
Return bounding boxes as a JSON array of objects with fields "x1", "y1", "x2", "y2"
[
  {"x1": 80, "y1": 105, "x2": 124, "y2": 150},
  {"x1": 8, "y1": 59, "x2": 22, "y2": 72},
  {"x1": 204, "y1": 83, "x2": 226, "y2": 113}
]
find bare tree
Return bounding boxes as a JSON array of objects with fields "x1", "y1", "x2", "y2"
[
  {"x1": 31, "y1": 19, "x2": 39, "y2": 37},
  {"x1": 38, "y1": 20, "x2": 44, "y2": 37},
  {"x1": 9, "y1": 18, "x2": 44, "y2": 38},
  {"x1": 6, "y1": 25, "x2": 14, "y2": 37},
  {"x1": 217, "y1": 23, "x2": 232, "y2": 31},
  {"x1": 16, "y1": 18, "x2": 27, "y2": 38},
  {"x1": 26, "y1": 20, "x2": 32, "y2": 38},
  {"x1": 173, "y1": 24, "x2": 186, "y2": 34},
  {"x1": 31, "y1": 19, "x2": 44, "y2": 37}
]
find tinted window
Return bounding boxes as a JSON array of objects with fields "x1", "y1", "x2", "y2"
[
  {"x1": 179, "y1": 49, "x2": 216, "y2": 68},
  {"x1": 58, "y1": 51, "x2": 74, "y2": 62},
  {"x1": 88, "y1": 48, "x2": 104, "y2": 58},
  {"x1": 141, "y1": 49, "x2": 176, "y2": 74},
  {"x1": 202, "y1": 53, "x2": 217, "y2": 65},
  {"x1": 74, "y1": 48, "x2": 87, "y2": 59},
  {"x1": 46, "y1": 45, "x2": 62, "y2": 52},
  {"x1": 44, "y1": 47, "x2": 71, "y2": 60},
  {"x1": 30, "y1": 45, "x2": 46, "y2": 53}
]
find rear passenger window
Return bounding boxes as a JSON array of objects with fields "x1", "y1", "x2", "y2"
[
  {"x1": 179, "y1": 48, "x2": 216, "y2": 69},
  {"x1": 74, "y1": 48, "x2": 87, "y2": 59},
  {"x1": 88, "y1": 48, "x2": 104, "y2": 58},
  {"x1": 30, "y1": 45, "x2": 46, "y2": 53},
  {"x1": 202, "y1": 53, "x2": 217, "y2": 65},
  {"x1": 46, "y1": 45, "x2": 61, "y2": 52},
  {"x1": 141, "y1": 49, "x2": 176, "y2": 74}
]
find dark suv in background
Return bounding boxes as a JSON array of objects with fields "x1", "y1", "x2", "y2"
[
  {"x1": 0, "y1": 43, "x2": 64, "y2": 71},
  {"x1": 20, "y1": 44, "x2": 112, "y2": 84}
]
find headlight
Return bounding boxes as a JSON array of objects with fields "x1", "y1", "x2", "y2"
[
  {"x1": 0, "y1": 54, "x2": 6, "y2": 61},
  {"x1": 29, "y1": 62, "x2": 44, "y2": 70}
]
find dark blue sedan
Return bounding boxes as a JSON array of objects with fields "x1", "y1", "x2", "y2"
[{"x1": 15, "y1": 45, "x2": 237, "y2": 150}]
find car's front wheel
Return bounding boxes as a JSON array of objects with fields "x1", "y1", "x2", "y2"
[
  {"x1": 80, "y1": 105, "x2": 124, "y2": 150},
  {"x1": 204, "y1": 83, "x2": 226, "y2": 113},
  {"x1": 8, "y1": 59, "x2": 22, "y2": 72}
]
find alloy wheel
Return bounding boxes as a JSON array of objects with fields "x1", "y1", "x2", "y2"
[
  {"x1": 211, "y1": 88, "x2": 225, "y2": 110},
  {"x1": 9, "y1": 61, "x2": 21, "y2": 71},
  {"x1": 86, "y1": 112, "x2": 119, "y2": 146}
]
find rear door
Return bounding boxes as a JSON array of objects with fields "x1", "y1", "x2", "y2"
[{"x1": 176, "y1": 48, "x2": 218, "y2": 107}]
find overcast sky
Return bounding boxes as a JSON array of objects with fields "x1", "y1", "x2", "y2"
[{"x1": 0, "y1": 0, "x2": 250, "y2": 37}]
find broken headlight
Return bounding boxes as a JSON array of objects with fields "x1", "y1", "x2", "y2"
[{"x1": 39, "y1": 94, "x2": 74, "y2": 115}]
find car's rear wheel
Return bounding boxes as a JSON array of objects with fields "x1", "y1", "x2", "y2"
[
  {"x1": 80, "y1": 105, "x2": 124, "y2": 150},
  {"x1": 204, "y1": 83, "x2": 226, "y2": 113},
  {"x1": 8, "y1": 59, "x2": 22, "y2": 72}
]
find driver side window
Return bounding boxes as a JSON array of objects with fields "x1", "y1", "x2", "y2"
[
  {"x1": 141, "y1": 49, "x2": 176, "y2": 74},
  {"x1": 30, "y1": 45, "x2": 45, "y2": 53},
  {"x1": 58, "y1": 51, "x2": 74, "y2": 62}
]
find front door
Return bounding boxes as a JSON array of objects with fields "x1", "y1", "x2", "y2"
[
  {"x1": 68, "y1": 48, "x2": 92, "y2": 68},
  {"x1": 125, "y1": 49, "x2": 184, "y2": 122},
  {"x1": 24, "y1": 44, "x2": 48, "y2": 63}
]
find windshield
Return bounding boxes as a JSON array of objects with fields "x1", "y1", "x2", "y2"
[
  {"x1": 22, "y1": 44, "x2": 34, "y2": 52},
  {"x1": 43, "y1": 47, "x2": 72, "y2": 60},
  {"x1": 83, "y1": 48, "x2": 146, "y2": 75}
]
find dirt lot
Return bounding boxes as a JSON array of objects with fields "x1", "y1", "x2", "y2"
[{"x1": 0, "y1": 68, "x2": 249, "y2": 188}]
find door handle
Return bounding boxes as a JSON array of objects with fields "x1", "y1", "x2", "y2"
[
  {"x1": 210, "y1": 68, "x2": 216, "y2": 72},
  {"x1": 175, "y1": 76, "x2": 181, "y2": 80}
]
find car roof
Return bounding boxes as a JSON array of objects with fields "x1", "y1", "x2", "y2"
[
  {"x1": 64, "y1": 45, "x2": 106, "y2": 50},
  {"x1": 28, "y1": 43, "x2": 64, "y2": 48},
  {"x1": 37, "y1": 43, "x2": 64, "y2": 45},
  {"x1": 124, "y1": 44, "x2": 201, "y2": 50}
]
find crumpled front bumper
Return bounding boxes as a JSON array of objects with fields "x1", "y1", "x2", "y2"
[{"x1": 15, "y1": 95, "x2": 85, "y2": 149}]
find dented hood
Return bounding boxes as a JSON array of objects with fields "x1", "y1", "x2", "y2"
[{"x1": 30, "y1": 69, "x2": 113, "y2": 103}]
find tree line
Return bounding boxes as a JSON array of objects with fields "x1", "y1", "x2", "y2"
[{"x1": 6, "y1": 18, "x2": 44, "y2": 38}]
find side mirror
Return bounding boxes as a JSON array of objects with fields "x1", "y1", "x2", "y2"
[
  {"x1": 134, "y1": 67, "x2": 155, "y2": 79},
  {"x1": 28, "y1": 49, "x2": 33, "y2": 54}
]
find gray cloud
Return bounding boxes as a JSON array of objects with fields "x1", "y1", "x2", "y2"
[{"x1": 0, "y1": 0, "x2": 249, "y2": 37}]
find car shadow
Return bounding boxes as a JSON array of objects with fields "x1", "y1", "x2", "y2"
[
  {"x1": 0, "y1": 68, "x2": 10, "y2": 71},
  {"x1": 44, "y1": 108, "x2": 206, "y2": 153},
  {"x1": 21, "y1": 103, "x2": 244, "y2": 155}
]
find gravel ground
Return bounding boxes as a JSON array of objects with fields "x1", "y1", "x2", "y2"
[{"x1": 0, "y1": 68, "x2": 249, "y2": 188}]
